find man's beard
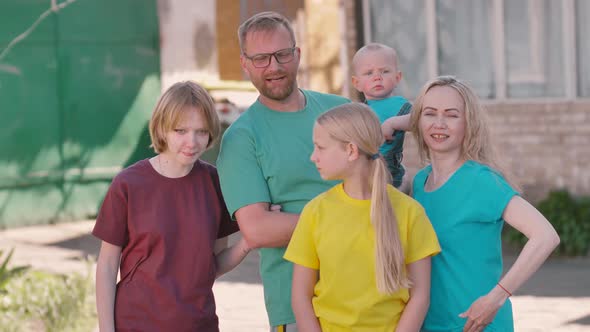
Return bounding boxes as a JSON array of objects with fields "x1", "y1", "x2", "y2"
[{"x1": 256, "y1": 71, "x2": 296, "y2": 101}]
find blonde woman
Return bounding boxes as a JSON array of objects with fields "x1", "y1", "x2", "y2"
[
  {"x1": 284, "y1": 103, "x2": 440, "y2": 331},
  {"x1": 94, "y1": 81, "x2": 250, "y2": 332},
  {"x1": 410, "y1": 76, "x2": 560, "y2": 332}
]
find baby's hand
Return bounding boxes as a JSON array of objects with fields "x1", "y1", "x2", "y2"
[{"x1": 381, "y1": 120, "x2": 394, "y2": 141}]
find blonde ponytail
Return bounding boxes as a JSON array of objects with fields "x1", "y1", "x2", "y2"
[
  {"x1": 371, "y1": 155, "x2": 410, "y2": 293},
  {"x1": 317, "y1": 103, "x2": 410, "y2": 294}
]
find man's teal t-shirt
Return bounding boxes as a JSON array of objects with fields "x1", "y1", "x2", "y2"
[
  {"x1": 412, "y1": 161, "x2": 517, "y2": 332},
  {"x1": 216, "y1": 89, "x2": 349, "y2": 326},
  {"x1": 366, "y1": 96, "x2": 409, "y2": 187}
]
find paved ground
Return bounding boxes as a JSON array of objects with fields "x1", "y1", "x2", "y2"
[{"x1": 1, "y1": 220, "x2": 589, "y2": 331}]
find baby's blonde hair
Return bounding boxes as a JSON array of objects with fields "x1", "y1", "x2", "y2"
[{"x1": 352, "y1": 43, "x2": 399, "y2": 74}]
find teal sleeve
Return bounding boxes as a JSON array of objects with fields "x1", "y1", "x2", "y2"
[
  {"x1": 217, "y1": 124, "x2": 271, "y2": 218},
  {"x1": 474, "y1": 167, "x2": 518, "y2": 222}
]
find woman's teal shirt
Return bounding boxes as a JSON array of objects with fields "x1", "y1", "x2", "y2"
[{"x1": 413, "y1": 160, "x2": 517, "y2": 332}]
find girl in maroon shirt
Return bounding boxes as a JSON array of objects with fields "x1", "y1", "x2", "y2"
[{"x1": 93, "y1": 81, "x2": 249, "y2": 332}]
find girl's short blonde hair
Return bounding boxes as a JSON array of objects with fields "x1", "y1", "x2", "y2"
[{"x1": 149, "y1": 81, "x2": 219, "y2": 153}]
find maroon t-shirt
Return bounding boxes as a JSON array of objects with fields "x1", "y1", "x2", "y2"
[{"x1": 93, "y1": 159, "x2": 238, "y2": 332}]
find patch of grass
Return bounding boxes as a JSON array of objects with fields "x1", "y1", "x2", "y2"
[
  {"x1": 0, "y1": 248, "x2": 30, "y2": 292},
  {"x1": 0, "y1": 259, "x2": 96, "y2": 332}
]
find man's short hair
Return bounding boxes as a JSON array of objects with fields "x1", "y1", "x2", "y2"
[{"x1": 238, "y1": 11, "x2": 296, "y2": 52}]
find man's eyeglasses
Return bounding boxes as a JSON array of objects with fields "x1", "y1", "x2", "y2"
[{"x1": 243, "y1": 46, "x2": 297, "y2": 68}]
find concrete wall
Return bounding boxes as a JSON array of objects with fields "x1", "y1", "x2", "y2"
[
  {"x1": 158, "y1": 0, "x2": 219, "y2": 89},
  {"x1": 303, "y1": 0, "x2": 344, "y2": 94}
]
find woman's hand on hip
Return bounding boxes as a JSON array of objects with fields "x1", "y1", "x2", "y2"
[{"x1": 459, "y1": 287, "x2": 508, "y2": 332}]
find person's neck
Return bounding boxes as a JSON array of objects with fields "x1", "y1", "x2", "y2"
[
  {"x1": 428, "y1": 152, "x2": 465, "y2": 190},
  {"x1": 154, "y1": 154, "x2": 194, "y2": 178},
  {"x1": 259, "y1": 88, "x2": 304, "y2": 112},
  {"x1": 342, "y1": 163, "x2": 373, "y2": 200}
]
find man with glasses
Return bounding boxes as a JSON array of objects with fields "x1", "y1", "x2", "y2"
[{"x1": 217, "y1": 11, "x2": 349, "y2": 332}]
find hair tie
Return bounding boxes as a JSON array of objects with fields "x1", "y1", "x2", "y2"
[{"x1": 370, "y1": 153, "x2": 380, "y2": 160}]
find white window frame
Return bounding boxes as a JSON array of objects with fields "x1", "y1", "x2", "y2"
[
  {"x1": 562, "y1": 0, "x2": 577, "y2": 99},
  {"x1": 506, "y1": 0, "x2": 546, "y2": 84}
]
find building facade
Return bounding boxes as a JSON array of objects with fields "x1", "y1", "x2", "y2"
[{"x1": 161, "y1": 0, "x2": 589, "y2": 202}]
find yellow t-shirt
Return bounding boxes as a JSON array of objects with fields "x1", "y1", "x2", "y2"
[{"x1": 284, "y1": 183, "x2": 440, "y2": 332}]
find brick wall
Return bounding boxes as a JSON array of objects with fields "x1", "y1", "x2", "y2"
[{"x1": 403, "y1": 102, "x2": 590, "y2": 202}]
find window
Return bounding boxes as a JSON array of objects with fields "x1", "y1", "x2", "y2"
[
  {"x1": 505, "y1": 0, "x2": 564, "y2": 98},
  {"x1": 437, "y1": 0, "x2": 495, "y2": 98},
  {"x1": 368, "y1": 0, "x2": 427, "y2": 97},
  {"x1": 367, "y1": 0, "x2": 585, "y2": 99},
  {"x1": 576, "y1": 0, "x2": 590, "y2": 97}
]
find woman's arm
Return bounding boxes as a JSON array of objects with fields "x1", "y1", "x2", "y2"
[
  {"x1": 396, "y1": 257, "x2": 432, "y2": 332},
  {"x1": 460, "y1": 196, "x2": 560, "y2": 332},
  {"x1": 499, "y1": 195, "x2": 560, "y2": 295},
  {"x1": 96, "y1": 241, "x2": 122, "y2": 332},
  {"x1": 292, "y1": 264, "x2": 322, "y2": 332},
  {"x1": 215, "y1": 235, "x2": 251, "y2": 278}
]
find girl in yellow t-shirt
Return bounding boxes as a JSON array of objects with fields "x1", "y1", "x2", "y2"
[{"x1": 284, "y1": 102, "x2": 441, "y2": 332}]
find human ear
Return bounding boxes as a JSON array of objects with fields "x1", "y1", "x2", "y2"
[
  {"x1": 239, "y1": 55, "x2": 250, "y2": 78},
  {"x1": 395, "y1": 71, "x2": 403, "y2": 85},
  {"x1": 347, "y1": 142, "x2": 360, "y2": 161},
  {"x1": 351, "y1": 75, "x2": 361, "y2": 92}
]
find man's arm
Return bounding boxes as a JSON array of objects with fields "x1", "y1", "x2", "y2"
[{"x1": 235, "y1": 202, "x2": 299, "y2": 249}]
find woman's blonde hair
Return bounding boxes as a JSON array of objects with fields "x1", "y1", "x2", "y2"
[
  {"x1": 410, "y1": 75, "x2": 520, "y2": 191},
  {"x1": 149, "y1": 81, "x2": 219, "y2": 153},
  {"x1": 317, "y1": 103, "x2": 410, "y2": 294}
]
